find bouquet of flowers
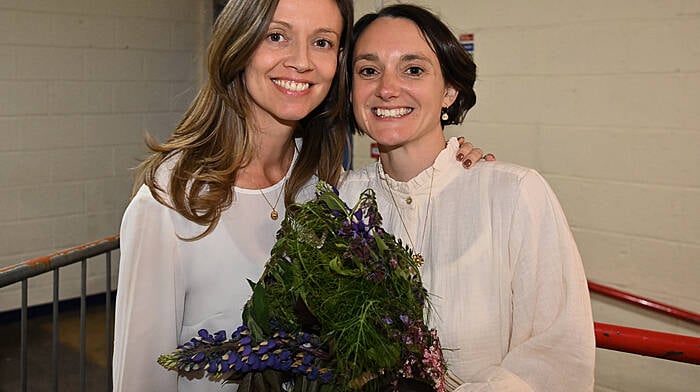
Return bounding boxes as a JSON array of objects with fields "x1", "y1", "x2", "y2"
[{"x1": 158, "y1": 182, "x2": 448, "y2": 391}]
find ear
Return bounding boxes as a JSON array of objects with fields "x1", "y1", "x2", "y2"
[{"x1": 442, "y1": 85, "x2": 458, "y2": 108}]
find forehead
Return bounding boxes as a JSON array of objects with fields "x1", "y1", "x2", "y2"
[
  {"x1": 273, "y1": 0, "x2": 343, "y2": 30},
  {"x1": 355, "y1": 16, "x2": 433, "y2": 58}
]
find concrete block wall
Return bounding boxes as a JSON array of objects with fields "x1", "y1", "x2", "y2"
[
  {"x1": 354, "y1": 0, "x2": 699, "y2": 390},
  {"x1": 0, "y1": 0, "x2": 211, "y2": 311},
  {"x1": 0, "y1": 0, "x2": 697, "y2": 389}
]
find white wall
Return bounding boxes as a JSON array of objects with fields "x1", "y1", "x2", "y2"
[
  {"x1": 0, "y1": 0, "x2": 211, "y2": 311},
  {"x1": 353, "y1": 1, "x2": 700, "y2": 391}
]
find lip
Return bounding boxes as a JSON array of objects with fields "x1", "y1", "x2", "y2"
[
  {"x1": 272, "y1": 78, "x2": 314, "y2": 95},
  {"x1": 371, "y1": 106, "x2": 414, "y2": 119}
]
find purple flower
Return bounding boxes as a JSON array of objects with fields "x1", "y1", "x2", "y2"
[
  {"x1": 318, "y1": 369, "x2": 334, "y2": 383},
  {"x1": 256, "y1": 339, "x2": 277, "y2": 354}
]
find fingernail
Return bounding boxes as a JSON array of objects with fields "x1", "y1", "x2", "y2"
[
  {"x1": 463, "y1": 159, "x2": 472, "y2": 168},
  {"x1": 456, "y1": 153, "x2": 464, "y2": 161}
]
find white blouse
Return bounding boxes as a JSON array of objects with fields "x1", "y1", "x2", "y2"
[
  {"x1": 112, "y1": 142, "x2": 317, "y2": 392},
  {"x1": 338, "y1": 137, "x2": 595, "y2": 391}
]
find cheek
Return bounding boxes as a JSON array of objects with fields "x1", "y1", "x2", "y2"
[
  {"x1": 317, "y1": 55, "x2": 339, "y2": 83},
  {"x1": 351, "y1": 80, "x2": 371, "y2": 107},
  {"x1": 243, "y1": 58, "x2": 266, "y2": 85}
]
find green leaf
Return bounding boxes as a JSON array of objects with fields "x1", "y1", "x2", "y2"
[
  {"x1": 374, "y1": 232, "x2": 387, "y2": 256},
  {"x1": 329, "y1": 256, "x2": 361, "y2": 277},
  {"x1": 246, "y1": 278, "x2": 256, "y2": 291},
  {"x1": 366, "y1": 343, "x2": 401, "y2": 368},
  {"x1": 316, "y1": 185, "x2": 349, "y2": 215},
  {"x1": 248, "y1": 280, "x2": 270, "y2": 336}
]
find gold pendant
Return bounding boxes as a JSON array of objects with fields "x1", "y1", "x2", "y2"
[
  {"x1": 270, "y1": 209, "x2": 279, "y2": 220},
  {"x1": 413, "y1": 253, "x2": 424, "y2": 266}
]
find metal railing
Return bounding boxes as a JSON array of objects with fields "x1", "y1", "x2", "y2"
[
  {"x1": 588, "y1": 280, "x2": 700, "y2": 365},
  {"x1": 0, "y1": 236, "x2": 120, "y2": 392},
  {"x1": 0, "y1": 236, "x2": 697, "y2": 392},
  {"x1": 588, "y1": 280, "x2": 700, "y2": 325}
]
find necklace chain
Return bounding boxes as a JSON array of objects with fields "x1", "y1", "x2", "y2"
[
  {"x1": 258, "y1": 180, "x2": 285, "y2": 220},
  {"x1": 253, "y1": 142, "x2": 298, "y2": 221},
  {"x1": 381, "y1": 164, "x2": 435, "y2": 266}
]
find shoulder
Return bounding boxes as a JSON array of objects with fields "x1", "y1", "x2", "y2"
[
  {"x1": 295, "y1": 175, "x2": 321, "y2": 203},
  {"x1": 458, "y1": 161, "x2": 543, "y2": 191},
  {"x1": 123, "y1": 184, "x2": 172, "y2": 224},
  {"x1": 337, "y1": 164, "x2": 377, "y2": 201}
]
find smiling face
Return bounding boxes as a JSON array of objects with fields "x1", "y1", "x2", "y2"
[
  {"x1": 352, "y1": 16, "x2": 456, "y2": 149},
  {"x1": 244, "y1": 0, "x2": 343, "y2": 128}
]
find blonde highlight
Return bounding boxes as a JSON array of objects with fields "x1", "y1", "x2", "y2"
[{"x1": 133, "y1": 0, "x2": 354, "y2": 240}]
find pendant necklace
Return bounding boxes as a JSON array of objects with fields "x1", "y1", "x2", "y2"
[
  {"x1": 258, "y1": 179, "x2": 286, "y2": 220},
  {"x1": 254, "y1": 143, "x2": 297, "y2": 220},
  {"x1": 380, "y1": 164, "x2": 435, "y2": 266}
]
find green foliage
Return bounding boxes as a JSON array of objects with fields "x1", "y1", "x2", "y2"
[{"x1": 242, "y1": 182, "x2": 430, "y2": 390}]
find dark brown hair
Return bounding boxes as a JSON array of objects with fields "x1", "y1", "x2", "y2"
[{"x1": 348, "y1": 4, "x2": 476, "y2": 131}]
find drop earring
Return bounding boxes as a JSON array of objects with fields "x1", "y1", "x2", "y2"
[{"x1": 441, "y1": 107, "x2": 449, "y2": 121}]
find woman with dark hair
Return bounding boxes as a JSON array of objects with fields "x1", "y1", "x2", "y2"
[
  {"x1": 340, "y1": 4, "x2": 595, "y2": 391},
  {"x1": 112, "y1": 0, "x2": 491, "y2": 391}
]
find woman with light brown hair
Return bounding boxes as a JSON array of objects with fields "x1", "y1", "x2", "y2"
[{"x1": 113, "y1": 0, "x2": 353, "y2": 390}]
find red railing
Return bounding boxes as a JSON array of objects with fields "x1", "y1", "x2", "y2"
[
  {"x1": 594, "y1": 322, "x2": 700, "y2": 364},
  {"x1": 588, "y1": 280, "x2": 700, "y2": 365},
  {"x1": 1, "y1": 237, "x2": 698, "y2": 371},
  {"x1": 588, "y1": 281, "x2": 700, "y2": 325}
]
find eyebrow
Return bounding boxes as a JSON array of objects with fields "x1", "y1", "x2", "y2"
[
  {"x1": 353, "y1": 53, "x2": 379, "y2": 63},
  {"x1": 269, "y1": 20, "x2": 340, "y2": 38},
  {"x1": 353, "y1": 53, "x2": 432, "y2": 64}
]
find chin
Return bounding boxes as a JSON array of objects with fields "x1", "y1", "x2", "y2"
[
  {"x1": 276, "y1": 107, "x2": 318, "y2": 122},
  {"x1": 366, "y1": 129, "x2": 405, "y2": 147}
]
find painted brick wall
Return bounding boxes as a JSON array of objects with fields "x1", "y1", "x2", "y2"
[
  {"x1": 0, "y1": 0, "x2": 210, "y2": 311},
  {"x1": 354, "y1": 0, "x2": 699, "y2": 390}
]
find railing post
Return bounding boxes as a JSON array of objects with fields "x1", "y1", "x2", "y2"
[
  {"x1": 52, "y1": 269, "x2": 60, "y2": 391},
  {"x1": 106, "y1": 251, "x2": 113, "y2": 392},
  {"x1": 20, "y1": 280, "x2": 27, "y2": 392},
  {"x1": 80, "y1": 259, "x2": 87, "y2": 392}
]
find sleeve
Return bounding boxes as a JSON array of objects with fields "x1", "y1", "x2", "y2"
[
  {"x1": 112, "y1": 186, "x2": 183, "y2": 392},
  {"x1": 456, "y1": 170, "x2": 595, "y2": 392}
]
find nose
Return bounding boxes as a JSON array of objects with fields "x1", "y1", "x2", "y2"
[
  {"x1": 284, "y1": 41, "x2": 313, "y2": 72},
  {"x1": 376, "y1": 72, "x2": 400, "y2": 100}
]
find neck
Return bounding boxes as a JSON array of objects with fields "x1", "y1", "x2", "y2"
[
  {"x1": 378, "y1": 133, "x2": 446, "y2": 182},
  {"x1": 237, "y1": 122, "x2": 297, "y2": 189}
]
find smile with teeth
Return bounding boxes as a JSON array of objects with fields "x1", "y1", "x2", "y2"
[
  {"x1": 373, "y1": 107, "x2": 413, "y2": 118},
  {"x1": 273, "y1": 79, "x2": 310, "y2": 92}
]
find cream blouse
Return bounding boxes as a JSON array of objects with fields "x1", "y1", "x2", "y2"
[{"x1": 338, "y1": 137, "x2": 595, "y2": 391}]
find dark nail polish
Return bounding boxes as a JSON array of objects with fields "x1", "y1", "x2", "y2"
[
  {"x1": 464, "y1": 159, "x2": 472, "y2": 168},
  {"x1": 456, "y1": 153, "x2": 464, "y2": 161}
]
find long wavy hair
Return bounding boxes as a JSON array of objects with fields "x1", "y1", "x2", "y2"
[{"x1": 133, "y1": 0, "x2": 354, "y2": 239}]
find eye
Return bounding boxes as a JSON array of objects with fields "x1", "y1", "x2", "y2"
[
  {"x1": 406, "y1": 66, "x2": 424, "y2": 76},
  {"x1": 314, "y1": 38, "x2": 334, "y2": 49},
  {"x1": 357, "y1": 67, "x2": 378, "y2": 78},
  {"x1": 268, "y1": 32, "x2": 285, "y2": 42}
]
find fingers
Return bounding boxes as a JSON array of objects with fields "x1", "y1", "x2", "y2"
[
  {"x1": 455, "y1": 140, "x2": 478, "y2": 168},
  {"x1": 455, "y1": 137, "x2": 496, "y2": 169},
  {"x1": 483, "y1": 153, "x2": 496, "y2": 161},
  {"x1": 462, "y1": 147, "x2": 483, "y2": 168},
  {"x1": 455, "y1": 136, "x2": 496, "y2": 169},
  {"x1": 455, "y1": 140, "x2": 474, "y2": 162}
]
